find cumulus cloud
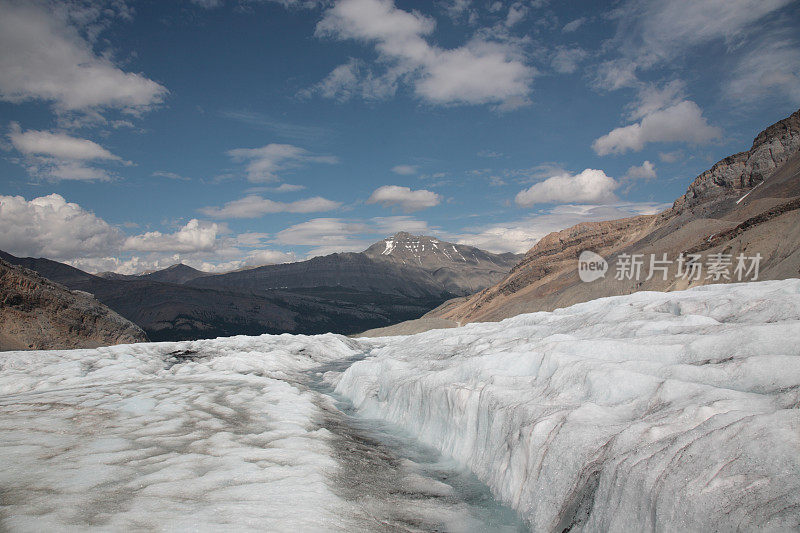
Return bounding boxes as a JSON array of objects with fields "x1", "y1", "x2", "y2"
[
  {"x1": 624, "y1": 160, "x2": 656, "y2": 180},
  {"x1": 227, "y1": 143, "x2": 338, "y2": 182},
  {"x1": 0, "y1": 194, "x2": 292, "y2": 274},
  {"x1": 0, "y1": 193, "x2": 123, "y2": 260},
  {"x1": 199, "y1": 195, "x2": 341, "y2": 219},
  {"x1": 122, "y1": 219, "x2": 221, "y2": 253},
  {"x1": 367, "y1": 185, "x2": 440, "y2": 212},
  {"x1": 515, "y1": 169, "x2": 619, "y2": 206},
  {"x1": 313, "y1": 0, "x2": 534, "y2": 109},
  {"x1": 391, "y1": 164, "x2": 418, "y2": 175},
  {"x1": 0, "y1": 1, "x2": 167, "y2": 114},
  {"x1": 592, "y1": 100, "x2": 721, "y2": 155}
]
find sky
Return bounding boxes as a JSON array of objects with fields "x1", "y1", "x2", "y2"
[{"x1": 0, "y1": 0, "x2": 798, "y2": 274}]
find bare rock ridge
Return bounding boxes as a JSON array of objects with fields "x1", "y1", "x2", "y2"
[
  {"x1": 672, "y1": 108, "x2": 800, "y2": 214},
  {"x1": 0, "y1": 258, "x2": 148, "y2": 351},
  {"x1": 405, "y1": 107, "x2": 800, "y2": 330}
]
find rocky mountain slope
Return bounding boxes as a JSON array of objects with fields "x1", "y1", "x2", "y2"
[
  {"x1": 362, "y1": 232, "x2": 520, "y2": 294},
  {"x1": 0, "y1": 251, "x2": 443, "y2": 341},
  {"x1": 97, "y1": 263, "x2": 207, "y2": 284},
  {"x1": 189, "y1": 233, "x2": 521, "y2": 298},
  {"x1": 0, "y1": 234, "x2": 518, "y2": 341},
  {"x1": 0, "y1": 259, "x2": 147, "y2": 350},
  {"x1": 417, "y1": 108, "x2": 800, "y2": 327}
]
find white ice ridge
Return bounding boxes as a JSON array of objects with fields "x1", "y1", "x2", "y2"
[{"x1": 336, "y1": 280, "x2": 800, "y2": 531}]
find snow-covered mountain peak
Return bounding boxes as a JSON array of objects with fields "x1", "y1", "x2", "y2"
[{"x1": 367, "y1": 232, "x2": 488, "y2": 266}]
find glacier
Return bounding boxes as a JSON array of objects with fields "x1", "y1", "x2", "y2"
[
  {"x1": 0, "y1": 280, "x2": 799, "y2": 531},
  {"x1": 336, "y1": 280, "x2": 800, "y2": 531}
]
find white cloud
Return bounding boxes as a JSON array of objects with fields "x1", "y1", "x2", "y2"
[
  {"x1": 593, "y1": 59, "x2": 639, "y2": 91},
  {"x1": 451, "y1": 202, "x2": 670, "y2": 254},
  {"x1": 0, "y1": 194, "x2": 293, "y2": 274},
  {"x1": 593, "y1": 100, "x2": 721, "y2": 155},
  {"x1": 551, "y1": 47, "x2": 587, "y2": 74},
  {"x1": 273, "y1": 214, "x2": 434, "y2": 257},
  {"x1": 272, "y1": 183, "x2": 307, "y2": 193},
  {"x1": 274, "y1": 217, "x2": 371, "y2": 256},
  {"x1": 625, "y1": 80, "x2": 685, "y2": 120},
  {"x1": 367, "y1": 185, "x2": 441, "y2": 212},
  {"x1": 562, "y1": 17, "x2": 586, "y2": 33},
  {"x1": 200, "y1": 195, "x2": 341, "y2": 219},
  {"x1": 122, "y1": 219, "x2": 220, "y2": 253},
  {"x1": 152, "y1": 171, "x2": 190, "y2": 181},
  {"x1": 391, "y1": 164, "x2": 418, "y2": 175},
  {"x1": 624, "y1": 160, "x2": 656, "y2": 180},
  {"x1": 9, "y1": 124, "x2": 122, "y2": 161},
  {"x1": 227, "y1": 143, "x2": 338, "y2": 182},
  {"x1": 658, "y1": 150, "x2": 683, "y2": 163},
  {"x1": 29, "y1": 160, "x2": 115, "y2": 182},
  {"x1": 618, "y1": 0, "x2": 792, "y2": 69},
  {"x1": 504, "y1": 3, "x2": 527, "y2": 27},
  {"x1": 0, "y1": 1, "x2": 167, "y2": 114},
  {"x1": 7, "y1": 123, "x2": 127, "y2": 182},
  {"x1": 371, "y1": 215, "x2": 431, "y2": 235},
  {"x1": 725, "y1": 34, "x2": 800, "y2": 105},
  {"x1": 313, "y1": 0, "x2": 534, "y2": 109},
  {"x1": 0, "y1": 193, "x2": 123, "y2": 260},
  {"x1": 515, "y1": 169, "x2": 619, "y2": 206}
]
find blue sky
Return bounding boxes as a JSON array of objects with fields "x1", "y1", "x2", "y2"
[{"x1": 0, "y1": 0, "x2": 798, "y2": 273}]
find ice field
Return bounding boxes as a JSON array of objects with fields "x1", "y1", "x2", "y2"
[{"x1": 2, "y1": 280, "x2": 800, "y2": 531}]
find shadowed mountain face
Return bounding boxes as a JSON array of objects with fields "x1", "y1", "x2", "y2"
[
  {"x1": 0, "y1": 259, "x2": 147, "y2": 351},
  {"x1": 420, "y1": 108, "x2": 800, "y2": 326},
  {"x1": 188, "y1": 235, "x2": 522, "y2": 298},
  {"x1": 97, "y1": 263, "x2": 207, "y2": 285},
  {"x1": 0, "y1": 235, "x2": 519, "y2": 342}
]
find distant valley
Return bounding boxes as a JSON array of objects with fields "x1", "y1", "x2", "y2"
[{"x1": 0, "y1": 234, "x2": 520, "y2": 346}]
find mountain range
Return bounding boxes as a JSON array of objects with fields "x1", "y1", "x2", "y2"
[
  {"x1": 5, "y1": 109, "x2": 798, "y2": 347},
  {"x1": 0, "y1": 233, "x2": 519, "y2": 346}
]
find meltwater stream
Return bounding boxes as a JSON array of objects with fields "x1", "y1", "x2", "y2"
[{"x1": 305, "y1": 355, "x2": 529, "y2": 532}]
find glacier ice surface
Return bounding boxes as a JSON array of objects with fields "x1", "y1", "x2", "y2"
[
  {"x1": 1, "y1": 280, "x2": 799, "y2": 531},
  {"x1": 336, "y1": 280, "x2": 800, "y2": 531}
]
